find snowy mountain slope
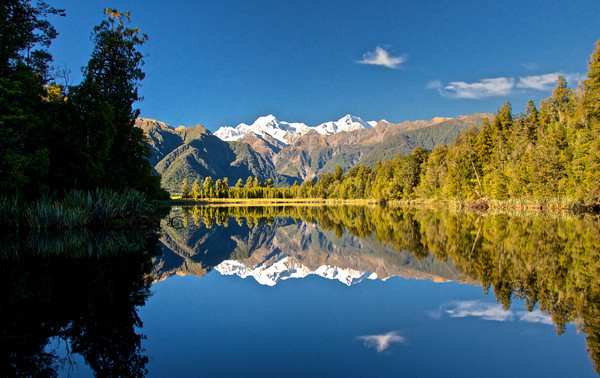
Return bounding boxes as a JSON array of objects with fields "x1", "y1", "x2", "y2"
[{"x1": 214, "y1": 114, "x2": 375, "y2": 145}]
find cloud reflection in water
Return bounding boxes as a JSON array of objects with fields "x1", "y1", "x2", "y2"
[
  {"x1": 431, "y1": 300, "x2": 554, "y2": 326},
  {"x1": 444, "y1": 300, "x2": 513, "y2": 321},
  {"x1": 358, "y1": 331, "x2": 406, "y2": 353}
]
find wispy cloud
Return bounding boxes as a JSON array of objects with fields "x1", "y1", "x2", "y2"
[
  {"x1": 357, "y1": 47, "x2": 405, "y2": 69},
  {"x1": 358, "y1": 331, "x2": 406, "y2": 353},
  {"x1": 518, "y1": 310, "x2": 553, "y2": 325},
  {"x1": 444, "y1": 78, "x2": 514, "y2": 99},
  {"x1": 517, "y1": 72, "x2": 563, "y2": 90},
  {"x1": 434, "y1": 301, "x2": 555, "y2": 326},
  {"x1": 430, "y1": 72, "x2": 584, "y2": 99},
  {"x1": 444, "y1": 300, "x2": 513, "y2": 321}
]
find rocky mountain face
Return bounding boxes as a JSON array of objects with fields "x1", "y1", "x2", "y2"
[
  {"x1": 137, "y1": 113, "x2": 492, "y2": 191},
  {"x1": 136, "y1": 118, "x2": 288, "y2": 192},
  {"x1": 245, "y1": 113, "x2": 492, "y2": 180}
]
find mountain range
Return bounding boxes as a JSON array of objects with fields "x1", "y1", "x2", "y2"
[
  {"x1": 136, "y1": 113, "x2": 491, "y2": 192},
  {"x1": 214, "y1": 114, "x2": 377, "y2": 145}
]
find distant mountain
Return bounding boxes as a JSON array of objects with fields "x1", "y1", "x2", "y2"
[
  {"x1": 214, "y1": 114, "x2": 374, "y2": 145},
  {"x1": 271, "y1": 113, "x2": 492, "y2": 180},
  {"x1": 137, "y1": 113, "x2": 492, "y2": 191},
  {"x1": 136, "y1": 118, "x2": 288, "y2": 192}
]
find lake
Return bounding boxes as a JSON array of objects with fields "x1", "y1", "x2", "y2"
[{"x1": 1, "y1": 205, "x2": 599, "y2": 377}]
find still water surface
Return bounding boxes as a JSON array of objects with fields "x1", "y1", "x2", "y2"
[{"x1": 2, "y1": 205, "x2": 598, "y2": 377}]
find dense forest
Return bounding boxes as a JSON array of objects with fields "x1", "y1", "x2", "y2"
[
  {"x1": 181, "y1": 39, "x2": 600, "y2": 210},
  {"x1": 0, "y1": 2, "x2": 167, "y2": 204}
]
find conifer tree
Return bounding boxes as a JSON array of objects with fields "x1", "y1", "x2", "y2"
[
  {"x1": 68, "y1": 9, "x2": 161, "y2": 195},
  {"x1": 581, "y1": 39, "x2": 600, "y2": 203},
  {"x1": 0, "y1": 0, "x2": 64, "y2": 195},
  {"x1": 582, "y1": 39, "x2": 600, "y2": 124},
  {"x1": 192, "y1": 179, "x2": 201, "y2": 199},
  {"x1": 180, "y1": 178, "x2": 190, "y2": 198}
]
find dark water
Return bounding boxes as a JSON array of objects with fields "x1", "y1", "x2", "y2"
[{"x1": 1, "y1": 205, "x2": 599, "y2": 377}]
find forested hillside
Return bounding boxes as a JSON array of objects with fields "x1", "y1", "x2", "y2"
[
  {"x1": 136, "y1": 118, "x2": 293, "y2": 192},
  {"x1": 139, "y1": 114, "x2": 489, "y2": 193}
]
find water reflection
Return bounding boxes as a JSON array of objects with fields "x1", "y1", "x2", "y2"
[
  {"x1": 0, "y1": 228, "x2": 160, "y2": 377},
  {"x1": 155, "y1": 205, "x2": 600, "y2": 374},
  {"x1": 3, "y1": 205, "x2": 599, "y2": 376},
  {"x1": 358, "y1": 331, "x2": 406, "y2": 353}
]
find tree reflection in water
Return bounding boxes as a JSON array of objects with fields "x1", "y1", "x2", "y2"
[
  {"x1": 167, "y1": 205, "x2": 600, "y2": 373},
  {"x1": 0, "y1": 228, "x2": 160, "y2": 377},
  {"x1": 3, "y1": 205, "x2": 600, "y2": 375}
]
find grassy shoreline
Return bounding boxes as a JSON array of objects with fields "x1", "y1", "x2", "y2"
[
  {"x1": 161, "y1": 196, "x2": 598, "y2": 214},
  {"x1": 161, "y1": 197, "x2": 378, "y2": 206},
  {"x1": 0, "y1": 189, "x2": 158, "y2": 230}
]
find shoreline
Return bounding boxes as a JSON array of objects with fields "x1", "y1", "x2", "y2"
[{"x1": 158, "y1": 197, "x2": 599, "y2": 214}]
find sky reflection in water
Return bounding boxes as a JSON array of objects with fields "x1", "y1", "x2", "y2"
[{"x1": 136, "y1": 206, "x2": 598, "y2": 377}]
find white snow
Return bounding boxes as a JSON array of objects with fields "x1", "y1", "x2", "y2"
[
  {"x1": 214, "y1": 114, "x2": 376, "y2": 145},
  {"x1": 214, "y1": 255, "x2": 379, "y2": 286}
]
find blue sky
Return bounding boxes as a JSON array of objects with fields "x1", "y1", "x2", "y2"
[{"x1": 48, "y1": 0, "x2": 600, "y2": 131}]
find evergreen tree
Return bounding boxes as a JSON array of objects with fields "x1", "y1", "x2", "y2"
[
  {"x1": 180, "y1": 178, "x2": 190, "y2": 198},
  {"x1": 202, "y1": 176, "x2": 215, "y2": 198},
  {"x1": 333, "y1": 165, "x2": 344, "y2": 181},
  {"x1": 581, "y1": 39, "x2": 600, "y2": 203},
  {"x1": 191, "y1": 179, "x2": 201, "y2": 199},
  {"x1": 68, "y1": 9, "x2": 164, "y2": 196},
  {"x1": 583, "y1": 40, "x2": 600, "y2": 123},
  {"x1": 0, "y1": 0, "x2": 64, "y2": 195}
]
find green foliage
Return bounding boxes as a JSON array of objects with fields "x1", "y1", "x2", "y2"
[
  {"x1": 181, "y1": 178, "x2": 190, "y2": 198},
  {"x1": 0, "y1": 189, "x2": 154, "y2": 229},
  {"x1": 0, "y1": 6, "x2": 168, "y2": 200}
]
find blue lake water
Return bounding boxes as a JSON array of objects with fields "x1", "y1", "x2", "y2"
[
  {"x1": 138, "y1": 272, "x2": 592, "y2": 378},
  {"x1": 3, "y1": 205, "x2": 599, "y2": 377}
]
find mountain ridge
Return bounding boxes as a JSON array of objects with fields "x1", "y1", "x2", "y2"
[
  {"x1": 136, "y1": 112, "x2": 492, "y2": 191},
  {"x1": 214, "y1": 114, "x2": 375, "y2": 145}
]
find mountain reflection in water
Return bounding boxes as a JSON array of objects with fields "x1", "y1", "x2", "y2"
[
  {"x1": 2, "y1": 205, "x2": 599, "y2": 376},
  {"x1": 154, "y1": 205, "x2": 600, "y2": 374}
]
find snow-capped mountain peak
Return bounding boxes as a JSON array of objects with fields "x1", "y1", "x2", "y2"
[
  {"x1": 254, "y1": 114, "x2": 279, "y2": 127},
  {"x1": 214, "y1": 114, "x2": 375, "y2": 145}
]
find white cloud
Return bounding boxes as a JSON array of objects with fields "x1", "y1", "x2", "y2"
[
  {"x1": 357, "y1": 47, "x2": 405, "y2": 69},
  {"x1": 565, "y1": 73, "x2": 587, "y2": 86},
  {"x1": 517, "y1": 73, "x2": 562, "y2": 90},
  {"x1": 518, "y1": 310, "x2": 554, "y2": 325},
  {"x1": 358, "y1": 331, "x2": 406, "y2": 352},
  {"x1": 427, "y1": 309, "x2": 443, "y2": 320},
  {"x1": 443, "y1": 78, "x2": 515, "y2": 99},
  {"x1": 430, "y1": 72, "x2": 584, "y2": 99},
  {"x1": 444, "y1": 300, "x2": 513, "y2": 322}
]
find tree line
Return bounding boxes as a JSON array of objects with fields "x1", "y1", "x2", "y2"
[
  {"x1": 1, "y1": 2, "x2": 167, "y2": 201},
  {"x1": 180, "y1": 39, "x2": 600, "y2": 209}
]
